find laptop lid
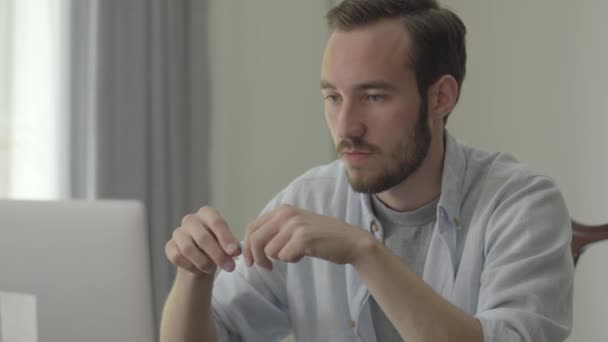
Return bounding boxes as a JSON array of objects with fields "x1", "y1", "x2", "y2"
[{"x1": 0, "y1": 199, "x2": 155, "y2": 342}]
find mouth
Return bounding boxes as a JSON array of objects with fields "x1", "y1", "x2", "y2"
[{"x1": 340, "y1": 150, "x2": 374, "y2": 166}]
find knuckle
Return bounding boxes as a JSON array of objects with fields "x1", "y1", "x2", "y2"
[
  {"x1": 180, "y1": 243, "x2": 199, "y2": 257},
  {"x1": 197, "y1": 205, "x2": 209, "y2": 214},
  {"x1": 198, "y1": 205, "x2": 217, "y2": 217},
  {"x1": 165, "y1": 242, "x2": 179, "y2": 261},
  {"x1": 245, "y1": 222, "x2": 255, "y2": 233},
  {"x1": 165, "y1": 239, "x2": 174, "y2": 252},
  {"x1": 181, "y1": 213, "x2": 194, "y2": 226},
  {"x1": 249, "y1": 232, "x2": 262, "y2": 248},
  {"x1": 199, "y1": 257, "x2": 215, "y2": 271},
  {"x1": 172, "y1": 252, "x2": 188, "y2": 265},
  {"x1": 195, "y1": 232, "x2": 216, "y2": 248},
  {"x1": 264, "y1": 245, "x2": 276, "y2": 258},
  {"x1": 288, "y1": 216, "x2": 305, "y2": 228},
  {"x1": 208, "y1": 217, "x2": 225, "y2": 229},
  {"x1": 284, "y1": 207, "x2": 302, "y2": 221},
  {"x1": 171, "y1": 226, "x2": 183, "y2": 238},
  {"x1": 279, "y1": 204, "x2": 295, "y2": 215},
  {"x1": 292, "y1": 228, "x2": 309, "y2": 241},
  {"x1": 171, "y1": 252, "x2": 192, "y2": 269}
]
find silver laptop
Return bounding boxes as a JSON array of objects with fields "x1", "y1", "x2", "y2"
[{"x1": 0, "y1": 199, "x2": 155, "y2": 342}]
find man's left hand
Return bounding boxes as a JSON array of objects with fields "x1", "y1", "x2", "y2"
[{"x1": 242, "y1": 204, "x2": 374, "y2": 270}]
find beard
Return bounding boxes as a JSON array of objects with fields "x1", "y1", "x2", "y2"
[{"x1": 337, "y1": 102, "x2": 432, "y2": 194}]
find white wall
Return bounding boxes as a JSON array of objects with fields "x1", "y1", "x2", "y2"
[
  {"x1": 444, "y1": 1, "x2": 608, "y2": 341},
  {"x1": 208, "y1": 1, "x2": 334, "y2": 237}
]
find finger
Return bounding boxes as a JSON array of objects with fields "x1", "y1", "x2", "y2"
[
  {"x1": 165, "y1": 239, "x2": 206, "y2": 276},
  {"x1": 244, "y1": 205, "x2": 297, "y2": 266},
  {"x1": 246, "y1": 209, "x2": 275, "y2": 236},
  {"x1": 172, "y1": 228, "x2": 216, "y2": 274},
  {"x1": 182, "y1": 214, "x2": 236, "y2": 272},
  {"x1": 197, "y1": 206, "x2": 240, "y2": 256},
  {"x1": 243, "y1": 210, "x2": 275, "y2": 267},
  {"x1": 277, "y1": 235, "x2": 307, "y2": 263},
  {"x1": 189, "y1": 222, "x2": 236, "y2": 272},
  {"x1": 242, "y1": 223, "x2": 254, "y2": 267},
  {"x1": 263, "y1": 222, "x2": 295, "y2": 259},
  {"x1": 247, "y1": 204, "x2": 296, "y2": 233},
  {"x1": 249, "y1": 214, "x2": 287, "y2": 270}
]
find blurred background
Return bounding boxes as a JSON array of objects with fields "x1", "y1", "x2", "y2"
[{"x1": 1, "y1": 0, "x2": 606, "y2": 340}]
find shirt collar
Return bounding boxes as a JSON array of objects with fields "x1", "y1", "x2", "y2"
[{"x1": 437, "y1": 130, "x2": 467, "y2": 232}]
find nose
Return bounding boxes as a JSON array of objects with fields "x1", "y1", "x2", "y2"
[{"x1": 335, "y1": 99, "x2": 366, "y2": 139}]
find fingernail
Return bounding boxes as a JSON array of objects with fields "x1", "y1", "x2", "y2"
[{"x1": 226, "y1": 243, "x2": 238, "y2": 254}]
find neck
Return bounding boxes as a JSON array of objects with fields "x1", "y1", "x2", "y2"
[{"x1": 376, "y1": 130, "x2": 445, "y2": 212}]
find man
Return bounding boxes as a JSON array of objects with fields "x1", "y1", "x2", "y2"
[{"x1": 160, "y1": 0, "x2": 574, "y2": 341}]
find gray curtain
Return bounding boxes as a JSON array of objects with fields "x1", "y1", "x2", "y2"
[{"x1": 67, "y1": 0, "x2": 211, "y2": 330}]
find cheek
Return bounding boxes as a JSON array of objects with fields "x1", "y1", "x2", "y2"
[
  {"x1": 381, "y1": 101, "x2": 420, "y2": 130},
  {"x1": 323, "y1": 106, "x2": 339, "y2": 141},
  {"x1": 369, "y1": 109, "x2": 417, "y2": 148}
]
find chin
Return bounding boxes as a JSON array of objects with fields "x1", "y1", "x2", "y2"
[{"x1": 346, "y1": 170, "x2": 387, "y2": 194}]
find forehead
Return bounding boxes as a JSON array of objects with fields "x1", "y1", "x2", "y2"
[{"x1": 321, "y1": 19, "x2": 414, "y2": 86}]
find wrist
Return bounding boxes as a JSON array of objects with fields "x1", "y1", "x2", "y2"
[
  {"x1": 175, "y1": 268, "x2": 215, "y2": 292},
  {"x1": 351, "y1": 233, "x2": 382, "y2": 269}
]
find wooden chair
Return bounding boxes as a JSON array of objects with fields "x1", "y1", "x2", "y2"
[
  {"x1": 568, "y1": 221, "x2": 608, "y2": 342},
  {"x1": 571, "y1": 221, "x2": 608, "y2": 265}
]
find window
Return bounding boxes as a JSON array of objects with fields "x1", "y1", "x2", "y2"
[{"x1": 0, "y1": 0, "x2": 68, "y2": 199}]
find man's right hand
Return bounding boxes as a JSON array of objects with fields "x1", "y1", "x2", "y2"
[{"x1": 165, "y1": 206, "x2": 242, "y2": 279}]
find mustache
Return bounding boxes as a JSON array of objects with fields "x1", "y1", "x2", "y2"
[{"x1": 336, "y1": 137, "x2": 379, "y2": 155}]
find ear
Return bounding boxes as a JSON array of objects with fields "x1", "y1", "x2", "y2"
[{"x1": 426, "y1": 75, "x2": 459, "y2": 123}]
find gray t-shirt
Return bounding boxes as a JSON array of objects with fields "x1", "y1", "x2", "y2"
[{"x1": 369, "y1": 194, "x2": 438, "y2": 342}]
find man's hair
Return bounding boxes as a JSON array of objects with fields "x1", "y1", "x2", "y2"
[{"x1": 326, "y1": 0, "x2": 467, "y2": 118}]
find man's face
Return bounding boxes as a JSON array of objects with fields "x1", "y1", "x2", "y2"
[{"x1": 321, "y1": 19, "x2": 432, "y2": 194}]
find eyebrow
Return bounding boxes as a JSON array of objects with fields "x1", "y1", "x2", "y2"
[{"x1": 320, "y1": 80, "x2": 399, "y2": 92}]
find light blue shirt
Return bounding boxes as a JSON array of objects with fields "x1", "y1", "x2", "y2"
[{"x1": 212, "y1": 132, "x2": 574, "y2": 342}]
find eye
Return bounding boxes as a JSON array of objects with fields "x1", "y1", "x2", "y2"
[
  {"x1": 323, "y1": 94, "x2": 341, "y2": 103},
  {"x1": 366, "y1": 94, "x2": 386, "y2": 102}
]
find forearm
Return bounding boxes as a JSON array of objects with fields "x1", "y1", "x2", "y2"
[
  {"x1": 160, "y1": 269, "x2": 217, "y2": 342},
  {"x1": 353, "y1": 238, "x2": 483, "y2": 342}
]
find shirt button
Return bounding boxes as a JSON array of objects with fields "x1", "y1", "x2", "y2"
[
  {"x1": 371, "y1": 223, "x2": 379, "y2": 233},
  {"x1": 348, "y1": 319, "x2": 356, "y2": 328}
]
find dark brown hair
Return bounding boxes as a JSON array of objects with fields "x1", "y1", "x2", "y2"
[{"x1": 326, "y1": 0, "x2": 467, "y2": 115}]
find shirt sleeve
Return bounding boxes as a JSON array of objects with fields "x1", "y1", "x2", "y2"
[{"x1": 475, "y1": 175, "x2": 574, "y2": 342}]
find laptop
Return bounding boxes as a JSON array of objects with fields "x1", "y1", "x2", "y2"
[{"x1": 0, "y1": 199, "x2": 155, "y2": 342}]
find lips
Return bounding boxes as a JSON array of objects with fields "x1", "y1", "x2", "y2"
[
  {"x1": 340, "y1": 149, "x2": 373, "y2": 155},
  {"x1": 341, "y1": 151, "x2": 374, "y2": 165}
]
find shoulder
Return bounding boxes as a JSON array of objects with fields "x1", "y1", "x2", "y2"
[
  {"x1": 455, "y1": 139, "x2": 570, "y2": 237},
  {"x1": 457, "y1": 141, "x2": 570, "y2": 243},
  {"x1": 460, "y1": 142, "x2": 557, "y2": 205}
]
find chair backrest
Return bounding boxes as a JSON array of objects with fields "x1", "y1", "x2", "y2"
[
  {"x1": 0, "y1": 199, "x2": 155, "y2": 342},
  {"x1": 568, "y1": 220, "x2": 608, "y2": 342},
  {"x1": 571, "y1": 221, "x2": 608, "y2": 265}
]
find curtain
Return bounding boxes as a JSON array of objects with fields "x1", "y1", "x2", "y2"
[{"x1": 67, "y1": 0, "x2": 211, "y2": 330}]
